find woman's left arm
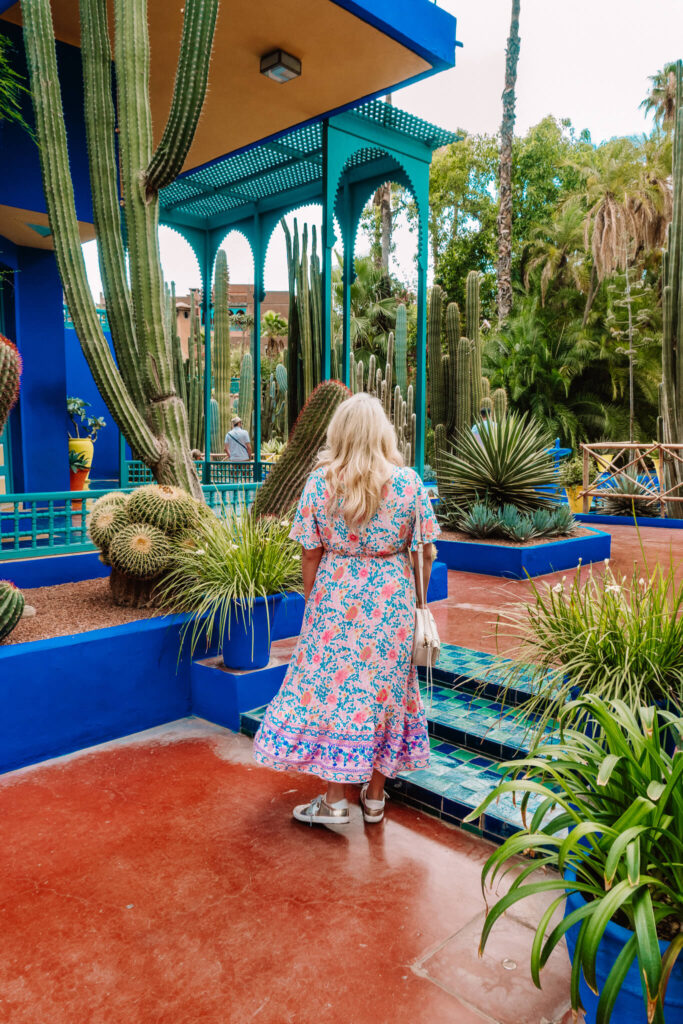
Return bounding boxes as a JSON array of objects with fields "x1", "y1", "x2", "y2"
[{"x1": 302, "y1": 545, "x2": 324, "y2": 601}]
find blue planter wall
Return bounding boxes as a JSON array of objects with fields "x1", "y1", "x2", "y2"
[
  {"x1": 436, "y1": 529, "x2": 611, "y2": 579},
  {"x1": 0, "y1": 615, "x2": 195, "y2": 774},
  {"x1": 1, "y1": 552, "x2": 108, "y2": 589}
]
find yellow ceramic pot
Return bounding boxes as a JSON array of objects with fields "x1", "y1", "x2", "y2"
[
  {"x1": 68, "y1": 437, "x2": 94, "y2": 505},
  {"x1": 565, "y1": 484, "x2": 585, "y2": 515}
]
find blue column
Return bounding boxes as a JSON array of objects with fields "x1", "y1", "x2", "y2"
[
  {"x1": 202, "y1": 236, "x2": 213, "y2": 477},
  {"x1": 415, "y1": 208, "x2": 428, "y2": 479},
  {"x1": 321, "y1": 121, "x2": 333, "y2": 380},
  {"x1": 14, "y1": 248, "x2": 70, "y2": 492},
  {"x1": 252, "y1": 216, "x2": 263, "y2": 473},
  {"x1": 341, "y1": 181, "x2": 353, "y2": 387}
]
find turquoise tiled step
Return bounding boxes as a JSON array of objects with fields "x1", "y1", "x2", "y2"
[
  {"x1": 388, "y1": 737, "x2": 539, "y2": 842},
  {"x1": 421, "y1": 643, "x2": 557, "y2": 707},
  {"x1": 422, "y1": 682, "x2": 550, "y2": 761}
]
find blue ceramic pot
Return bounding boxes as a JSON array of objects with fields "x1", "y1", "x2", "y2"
[
  {"x1": 563, "y1": 868, "x2": 683, "y2": 1023},
  {"x1": 221, "y1": 594, "x2": 283, "y2": 671}
]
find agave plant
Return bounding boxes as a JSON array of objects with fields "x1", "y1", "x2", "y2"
[
  {"x1": 160, "y1": 504, "x2": 302, "y2": 655},
  {"x1": 456, "y1": 501, "x2": 577, "y2": 542},
  {"x1": 468, "y1": 697, "x2": 683, "y2": 1024},
  {"x1": 438, "y1": 412, "x2": 559, "y2": 513},
  {"x1": 598, "y1": 467, "x2": 660, "y2": 518}
]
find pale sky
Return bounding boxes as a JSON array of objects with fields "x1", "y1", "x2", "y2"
[{"x1": 83, "y1": 0, "x2": 681, "y2": 300}]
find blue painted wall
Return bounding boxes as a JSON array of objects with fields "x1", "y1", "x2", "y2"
[
  {"x1": 0, "y1": 616, "x2": 193, "y2": 775},
  {"x1": 0, "y1": 22, "x2": 94, "y2": 223},
  {"x1": 12, "y1": 246, "x2": 70, "y2": 492},
  {"x1": 64, "y1": 323, "x2": 121, "y2": 483}
]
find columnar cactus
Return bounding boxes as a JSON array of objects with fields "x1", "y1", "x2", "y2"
[
  {"x1": 238, "y1": 352, "x2": 254, "y2": 434},
  {"x1": 0, "y1": 581, "x2": 25, "y2": 642},
  {"x1": 213, "y1": 249, "x2": 232, "y2": 441},
  {"x1": 492, "y1": 388, "x2": 508, "y2": 422},
  {"x1": 253, "y1": 380, "x2": 351, "y2": 517},
  {"x1": 428, "y1": 286, "x2": 446, "y2": 430},
  {"x1": 282, "y1": 218, "x2": 323, "y2": 426},
  {"x1": 0, "y1": 334, "x2": 21, "y2": 434},
  {"x1": 394, "y1": 304, "x2": 408, "y2": 396},
  {"x1": 660, "y1": 61, "x2": 683, "y2": 507},
  {"x1": 20, "y1": 0, "x2": 219, "y2": 498},
  {"x1": 467, "y1": 272, "x2": 483, "y2": 417}
]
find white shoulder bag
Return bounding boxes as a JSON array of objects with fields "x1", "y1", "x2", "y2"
[{"x1": 411, "y1": 493, "x2": 441, "y2": 669}]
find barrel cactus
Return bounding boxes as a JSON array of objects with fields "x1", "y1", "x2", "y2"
[
  {"x1": 0, "y1": 580, "x2": 25, "y2": 642},
  {"x1": 109, "y1": 523, "x2": 172, "y2": 580},
  {"x1": 88, "y1": 498, "x2": 130, "y2": 550},
  {"x1": 253, "y1": 379, "x2": 351, "y2": 517},
  {"x1": 127, "y1": 484, "x2": 199, "y2": 534},
  {"x1": 0, "y1": 334, "x2": 21, "y2": 434}
]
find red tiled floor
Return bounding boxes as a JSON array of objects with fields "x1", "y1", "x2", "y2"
[
  {"x1": 431, "y1": 523, "x2": 683, "y2": 654},
  {"x1": 0, "y1": 722, "x2": 572, "y2": 1024}
]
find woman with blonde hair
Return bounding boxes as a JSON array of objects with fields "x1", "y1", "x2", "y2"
[{"x1": 253, "y1": 392, "x2": 439, "y2": 825}]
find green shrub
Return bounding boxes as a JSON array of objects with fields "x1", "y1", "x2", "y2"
[
  {"x1": 559, "y1": 454, "x2": 584, "y2": 487},
  {"x1": 468, "y1": 698, "x2": 683, "y2": 1024},
  {"x1": 497, "y1": 553, "x2": 683, "y2": 737},
  {"x1": 438, "y1": 411, "x2": 558, "y2": 512}
]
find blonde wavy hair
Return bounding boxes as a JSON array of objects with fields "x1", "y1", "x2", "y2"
[{"x1": 315, "y1": 392, "x2": 403, "y2": 528}]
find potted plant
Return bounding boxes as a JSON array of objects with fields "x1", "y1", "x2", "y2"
[
  {"x1": 161, "y1": 504, "x2": 302, "y2": 671},
  {"x1": 67, "y1": 396, "x2": 106, "y2": 493},
  {"x1": 560, "y1": 455, "x2": 585, "y2": 513},
  {"x1": 468, "y1": 696, "x2": 683, "y2": 1024}
]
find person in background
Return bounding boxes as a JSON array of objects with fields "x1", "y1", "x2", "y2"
[
  {"x1": 470, "y1": 408, "x2": 491, "y2": 446},
  {"x1": 224, "y1": 415, "x2": 252, "y2": 462}
]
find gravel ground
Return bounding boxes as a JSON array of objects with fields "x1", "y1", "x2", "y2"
[{"x1": 5, "y1": 577, "x2": 161, "y2": 646}]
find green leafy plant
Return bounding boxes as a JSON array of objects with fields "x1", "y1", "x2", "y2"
[
  {"x1": 446, "y1": 501, "x2": 577, "y2": 542},
  {"x1": 437, "y1": 411, "x2": 558, "y2": 512},
  {"x1": 160, "y1": 505, "x2": 302, "y2": 655},
  {"x1": 68, "y1": 448, "x2": 90, "y2": 473},
  {"x1": 0, "y1": 32, "x2": 32, "y2": 136},
  {"x1": 560, "y1": 455, "x2": 584, "y2": 487},
  {"x1": 468, "y1": 697, "x2": 683, "y2": 1024},
  {"x1": 66, "y1": 397, "x2": 106, "y2": 441},
  {"x1": 496, "y1": 555, "x2": 683, "y2": 739},
  {"x1": 597, "y1": 468, "x2": 661, "y2": 518}
]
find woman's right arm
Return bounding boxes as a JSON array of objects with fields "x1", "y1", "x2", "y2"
[
  {"x1": 302, "y1": 545, "x2": 324, "y2": 601},
  {"x1": 412, "y1": 543, "x2": 435, "y2": 605}
]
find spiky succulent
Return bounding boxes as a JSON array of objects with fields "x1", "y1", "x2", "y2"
[
  {"x1": 0, "y1": 580, "x2": 25, "y2": 641},
  {"x1": 0, "y1": 333, "x2": 21, "y2": 435},
  {"x1": 126, "y1": 484, "x2": 199, "y2": 533},
  {"x1": 108, "y1": 523, "x2": 172, "y2": 580},
  {"x1": 87, "y1": 500, "x2": 130, "y2": 550},
  {"x1": 597, "y1": 469, "x2": 660, "y2": 517}
]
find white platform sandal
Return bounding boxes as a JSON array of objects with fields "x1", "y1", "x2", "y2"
[{"x1": 360, "y1": 784, "x2": 387, "y2": 823}]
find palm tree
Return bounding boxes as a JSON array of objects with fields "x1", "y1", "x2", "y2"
[
  {"x1": 486, "y1": 300, "x2": 610, "y2": 447},
  {"x1": 641, "y1": 62, "x2": 678, "y2": 130},
  {"x1": 261, "y1": 310, "x2": 288, "y2": 357},
  {"x1": 0, "y1": 32, "x2": 31, "y2": 134},
  {"x1": 331, "y1": 254, "x2": 398, "y2": 361},
  {"x1": 522, "y1": 199, "x2": 587, "y2": 305},
  {"x1": 496, "y1": 0, "x2": 522, "y2": 320}
]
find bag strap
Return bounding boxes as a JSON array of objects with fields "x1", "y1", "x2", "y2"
[{"x1": 415, "y1": 492, "x2": 426, "y2": 611}]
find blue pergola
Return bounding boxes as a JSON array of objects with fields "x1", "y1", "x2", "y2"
[{"x1": 159, "y1": 100, "x2": 456, "y2": 477}]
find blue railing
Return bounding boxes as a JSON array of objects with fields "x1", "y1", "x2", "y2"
[
  {"x1": 0, "y1": 482, "x2": 263, "y2": 560},
  {"x1": 121, "y1": 459, "x2": 273, "y2": 487}
]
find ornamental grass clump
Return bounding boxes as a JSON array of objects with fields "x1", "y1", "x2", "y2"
[
  {"x1": 468, "y1": 697, "x2": 683, "y2": 1024},
  {"x1": 160, "y1": 504, "x2": 302, "y2": 656},
  {"x1": 437, "y1": 411, "x2": 559, "y2": 514},
  {"x1": 497, "y1": 551, "x2": 683, "y2": 738}
]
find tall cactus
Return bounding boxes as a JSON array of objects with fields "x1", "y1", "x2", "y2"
[
  {"x1": 660, "y1": 60, "x2": 683, "y2": 510},
  {"x1": 213, "y1": 249, "x2": 232, "y2": 442},
  {"x1": 253, "y1": 380, "x2": 351, "y2": 517},
  {"x1": 20, "y1": 0, "x2": 219, "y2": 498},
  {"x1": 394, "y1": 303, "x2": 408, "y2": 395},
  {"x1": 466, "y1": 271, "x2": 483, "y2": 418},
  {"x1": 492, "y1": 387, "x2": 508, "y2": 422},
  {"x1": 428, "y1": 286, "x2": 446, "y2": 429},
  {"x1": 282, "y1": 217, "x2": 323, "y2": 426},
  {"x1": 0, "y1": 335, "x2": 21, "y2": 434},
  {"x1": 238, "y1": 352, "x2": 253, "y2": 433}
]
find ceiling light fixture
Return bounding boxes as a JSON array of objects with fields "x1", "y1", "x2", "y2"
[{"x1": 260, "y1": 49, "x2": 301, "y2": 84}]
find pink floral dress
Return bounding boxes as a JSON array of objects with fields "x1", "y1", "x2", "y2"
[{"x1": 253, "y1": 466, "x2": 440, "y2": 783}]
